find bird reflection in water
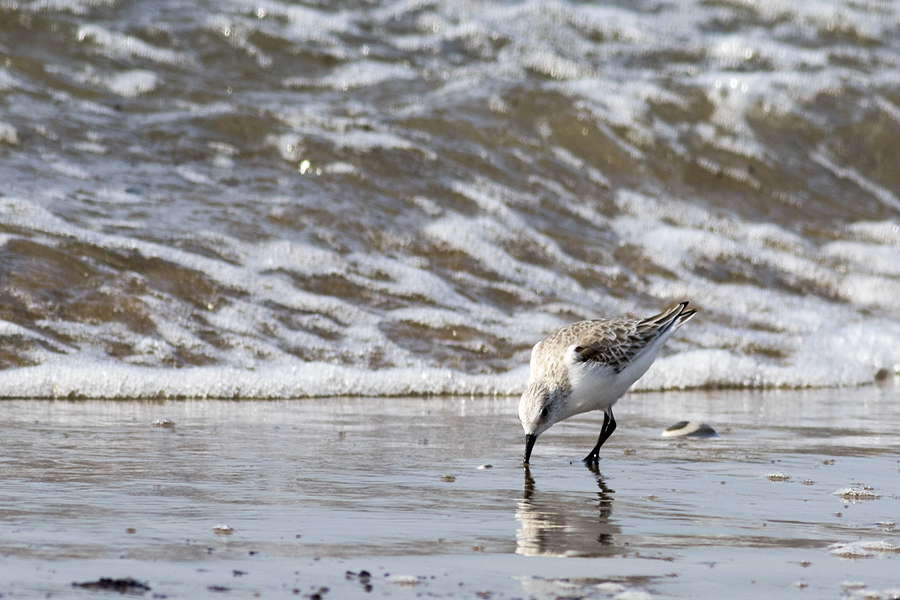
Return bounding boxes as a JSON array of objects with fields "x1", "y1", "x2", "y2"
[{"x1": 516, "y1": 465, "x2": 619, "y2": 557}]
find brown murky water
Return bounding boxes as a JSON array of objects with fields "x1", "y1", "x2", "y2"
[{"x1": 2, "y1": 387, "x2": 899, "y2": 598}]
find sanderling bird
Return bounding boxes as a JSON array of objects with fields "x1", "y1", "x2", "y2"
[{"x1": 519, "y1": 301, "x2": 697, "y2": 465}]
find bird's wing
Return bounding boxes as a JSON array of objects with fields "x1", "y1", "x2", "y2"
[
  {"x1": 531, "y1": 302, "x2": 697, "y2": 377},
  {"x1": 569, "y1": 319, "x2": 649, "y2": 373},
  {"x1": 571, "y1": 302, "x2": 696, "y2": 373}
]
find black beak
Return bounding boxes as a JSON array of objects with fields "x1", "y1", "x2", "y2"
[{"x1": 524, "y1": 434, "x2": 537, "y2": 465}]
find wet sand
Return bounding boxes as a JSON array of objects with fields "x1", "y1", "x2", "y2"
[{"x1": 1, "y1": 387, "x2": 899, "y2": 598}]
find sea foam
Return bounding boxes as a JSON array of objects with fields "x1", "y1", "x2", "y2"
[{"x1": 2, "y1": 0, "x2": 900, "y2": 398}]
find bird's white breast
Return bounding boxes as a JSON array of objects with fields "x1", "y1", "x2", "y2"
[{"x1": 559, "y1": 345, "x2": 620, "y2": 419}]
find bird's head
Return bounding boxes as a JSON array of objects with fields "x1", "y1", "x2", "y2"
[{"x1": 518, "y1": 382, "x2": 563, "y2": 464}]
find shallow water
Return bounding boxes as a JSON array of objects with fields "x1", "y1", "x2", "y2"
[
  {"x1": 2, "y1": 0, "x2": 900, "y2": 397},
  {"x1": 2, "y1": 387, "x2": 899, "y2": 598}
]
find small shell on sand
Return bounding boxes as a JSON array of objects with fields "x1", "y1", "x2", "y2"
[
  {"x1": 829, "y1": 541, "x2": 900, "y2": 558},
  {"x1": 834, "y1": 487, "x2": 879, "y2": 501},
  {"x1": 661, "y1": 421, "x2": 717, "y2": 438},
  {"x1": 388, "y1": 575, "x2": 422, "y2": 586}
]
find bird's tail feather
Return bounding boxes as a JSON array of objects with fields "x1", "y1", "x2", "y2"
[{"x1": 641, "y1": 301, "x2": 698, "y2": 332}]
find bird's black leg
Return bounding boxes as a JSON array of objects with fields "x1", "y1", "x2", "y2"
[{"x1": 582, "y1": 408, "x2": 617, "y2": 464}]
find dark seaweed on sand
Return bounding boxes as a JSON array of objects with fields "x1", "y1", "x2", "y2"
[{"x1": 73, "y1": 577, "x2": 151, "y2": 593}]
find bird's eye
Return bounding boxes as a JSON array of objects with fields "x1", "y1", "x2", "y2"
[{"x1": 540, "y1": 406, "x2": 549, "y2": 419}]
